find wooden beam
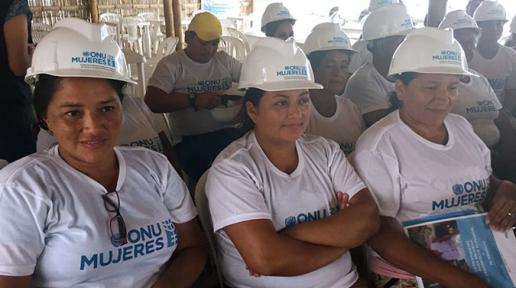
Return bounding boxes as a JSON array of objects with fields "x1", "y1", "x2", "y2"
[
  {"x1": 163, "y1": 0, "x2": 174, "y2": 37},
  {"x1": 90, "y1": 0, "x2": 99, "y2": 23},
  {"x1": 172, "y1": 0, "x2": 183, "y2": 50}
]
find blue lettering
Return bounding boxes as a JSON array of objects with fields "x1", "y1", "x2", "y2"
[
  {"x1": 128, "y1": 229, "x2": 140, "y2": 243},
  {"x1": 433, "y1": 200, "x2": 445, "y2": 210},
  {"x1": 134, "y1": 243, "x2": 145, "y2": 258},
  {"x1": 140, "y1": 226, "x2": 153, "y2": 241},
  {"x1": 151, "y1": 222, "x2": 162, "y2": 237},
  {"x1": 112, "y1": 248, "x2": 122, "y2": 264},
  {"x1": 460, "y1": 194, "x2": 469, "y2": 206},
  {"x1": 307, "y1": 211, "x2": 319, "y2": 222},
  {"x1": 155, "y1": 237, "x2": 165, "y2": 251},
  {"x1": 297, "y1": 213, "x2": 307, "y2": 223},
  {"x1": 122, "y1": 245, "x2": 133, "y2": 261},
  {"x1": 80, "y1": 254, "x2": 98, "y2": 270},
  {"x1": 468, "y1": 193, "x2": 476, "y2": 204},
  {"x1": 99, "y1": 251, "x2": 113, "y2": 267},
  {"x1": 464, "y1": 182, "x2": 473, "y2": 193},
  {"x1": 146, "y1": 239, "x2": 155, "y2": 254}
]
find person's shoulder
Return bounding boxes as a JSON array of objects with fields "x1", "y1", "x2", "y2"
[
  {"x1": 0, "y1": 153, "x2": 56, "y2": 193},
  {"x1": 355, "y1": 111, "x2": 400, "y2": 151},
  {"x1": 158, "y1": 49, "x2": 187, "y2": 65},
  {"x1": 212, "y1": 132, "x2": 254, "y2": 166}
]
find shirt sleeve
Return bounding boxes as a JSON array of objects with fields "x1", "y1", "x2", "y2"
[
  {"x1": 481, "y1": 74, "x2": 503, "y2": 110},
  {"x1": 0, "y1": 185, "x2": 48, "y2": 276},
  {"x1": 147, "y1": 55, "x2": 178, "y2": 93},
  {"x1": 5, "y1": 0, "x2": 30, "y2": 21},
  {"x1": 327, "y1": 140, "x2": 367, "y2": 198},
  {"x1": 221, "y1": 52, "x2": 242, "y2": 82},
  {"x1": 160, "y1": 155, "x2": 197, "y2": 223},
  {"x1": 345, "y1": 72, "x2": 391, "y2": 115},
  {"x1": 206, "y1": 160, "x2": 271, "y2": 232},
  {"x1": 352, "y1": 149, "x2": 401, "y2": 218}
]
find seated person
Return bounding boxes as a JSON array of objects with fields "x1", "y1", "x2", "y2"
[
  {"x1": 353, "y1": 27, "x2": 516, "y2": 288},
  {"x1": 304, "y1": 23, "x2": 365, "y2": 155},
  {"x1": 206, "y1": 37, "x2": 379, "y2": 288},
  {"x1": 0, "y1": 18, "x2": 206, "y2": 287},
  {"x1": 261, "y1": 2, "x2": 296, "y2": 40},
  {"x1": 344, "y1": 4, "x2": 414, "y2": 127},
  {"x1": 145, "y1": 11, "x2": 242, "y2": 182}
]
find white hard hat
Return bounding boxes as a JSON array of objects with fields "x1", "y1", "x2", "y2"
[
  {"x1": 439, "y1": 10, "x2": 479, "y2": 31},
  {"x1": 362, "y1": 4, "x2": 414, "y2": 41},
  {"x1": 473, "y1": 1, "x2": 507, "y2": 22},
  {"x1": 261, "y1": 3, "x2": 296, "y2": 32},
  {"x1": 510, "y1": 14, "x2": 516, "y2": 33},
  {"x1": 238, "y1": 37, "x2": 322, "y2": 91},
  {"x1": 368, "y1": 0, "x2": 401, "y2": 12},
  {"x1": 389, "y1": 27, "x2": 476, "y2": 77},
  {"x1": 26, "y1": 18, "x2": 134, "y2": 85},
  {"x1": 303, "y1": 23, "x2": 357, "y2": 55}
]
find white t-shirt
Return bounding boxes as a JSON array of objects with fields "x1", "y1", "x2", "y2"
[
  {"x1": 352, "y1": 111, "x2": 491, "y2": 223},
  {"x1": 148, "y1": 50, "x2": 242, "y2": 139},
  {"x1": 344, "y1": 63, "x2": 395, "y2": 115},
  {"x1": 306, "y1": 95, "x2": 365, "y2": 155},
  {"x1": 37, "y1": 96, "x2": 164, "y2": 153},
  {"x1": 452, "y1": 70, "x2": 503, "y2": 147},
  {"x1": 348, "y1": 39, "x2": 372, "y2": 73},
  {"x1": 469, "y1": 44, "x2": 516, "y2": 104},
  {"x1": 206, "y1": 132, "x2": 366, "y2": 288},
  {"x1": 0, "y1": 146, "x2": 197, "y2": 287}
]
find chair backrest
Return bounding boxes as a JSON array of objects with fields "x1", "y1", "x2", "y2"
[
  {"x1": 138, "y1": 12, "x2": 158, "y2": 21},
  {"x1": 194, "y1": 172, "x2": 224, "y2": 288},
  {"x1": 123, "y1": 48, "x2": 146, "y2": 98},
  {"x1": 99, "y1": 13, "x2": 122, "y2": 43},
  {"x1": 155, "y1": 36, "x2": 178, "y2": 62},
  {"x1": 225, "y1": 27, "x2": 251, "y2": 54},
  {"x1": 31, "y1": 22, "x2": 52, "y2": 44},
  {"x1": 219, "y1": 36, "x2": 247, "y2": 62},
  {"x1": 100, "y1": 12, "x2": 121, "y2": 24}
]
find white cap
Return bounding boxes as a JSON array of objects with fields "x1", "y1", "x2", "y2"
[
  {"x1": 510, "y1": 14, "x2": 516, "y2": 33},
  {"x1": 238, "y1": 37, "x2": 322, "y2": 91},
  {"x1": 439, "y1": 10, "x2": 479, "y2": 31},
  {"x1": 261, "y1": 3, "x2": 296, "y2": 32},
  {"x1": 363, "y1": 4, "x2": 414, "y2": 41},
  {"x1": 473, "y1": 1, "x2": 507, "y2": 22},
  {"x1": 389, "y1": 27, "x2": 476, "y2": 77},
  {"x1": 26, "y1": 18, "x2": 134, "y2": 85},
  {"x1": 368, "y1": 0, "x2": 401, "y2": 12},
  {"x1": 303, "y1": 23, "x2": 356, "y2": 55}
]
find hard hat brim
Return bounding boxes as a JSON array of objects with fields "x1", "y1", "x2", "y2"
[
  {"x1": 25, "y1": 69, "x2": 137, "y2": 85},
  {"x1": 239, "y1": 80, "x2": 323, "y2": 91},
  {"x1": 389, "y1": 66, "x2": 478, "y2": 78}
]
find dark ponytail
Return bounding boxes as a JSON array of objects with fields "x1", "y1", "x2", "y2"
[
  {"x1": 237, "y1": 88, "x2": 266, "y2": 137},
  {"x1": 387, "y1": 72, "x2": 418, "y2": 113}
]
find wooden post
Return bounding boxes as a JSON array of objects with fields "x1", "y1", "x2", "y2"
[
  {"x1": 163, "y1": 0, "x2": 174, "y2": 37},
  {"x1": 90, "y1": 0, "x2": 99, "y2": 23},
  {"x1": 172, "y1": 0, "x2": 183, "y2": 50}
]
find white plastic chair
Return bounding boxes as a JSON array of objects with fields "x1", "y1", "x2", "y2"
[
  {"x1": 194, "y1": 172, "x2": 224, "y2": 288},
  {"x1": 100, "y1": 13, "x2": 122, "y2": 43},
  {"x1": 122, "y1": 16, "x2": 145, "y2": 55},
  {"x1": 225, "y1": 27, "x2": 251, "y2": 55},
  {"x1": 218, "y1": 36, "x2": 247, "y2": 62},
  {"x1": 123, "y1": 48, "x2": 147, "y2": 98},
  {"x1": 31, "y1": 22, "x2": 52, "y2": 44},
  {"x1": 144, "y1": 36, "x2": 178, "y2": 84}
]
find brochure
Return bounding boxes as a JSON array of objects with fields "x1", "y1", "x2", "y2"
[{"x1": 403, "y1": 211, "x2": 516, "y2": 288}]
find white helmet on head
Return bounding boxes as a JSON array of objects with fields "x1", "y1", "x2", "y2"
[
  {"x1": 26, "y1": 18, "x2": 134, "y2": 85},
  {"x1": 389, "y1": 27, "x2": 475, "y2": 77},
  {"x1": 261, "y1": 2, "x2": 296, "y2": 32},
  {"x1": 510, "y1": 14, "x2": 516, "y2": 33},
  {"x1": 473, "y1": 1, "x2": 507, "y2": 22},
  {"x1": 362, "y1": 4, "x2": 414, "y2": 41},
  {"x1": 303, "y1": 23, "x2": 357, "y2": 56},
  {"x1": 368, "y1": 0, "x2": 401, "y2": 12},
  {"x1": 439, "y1": 10, "x2": 479, "y2": 31},
  {"x1": 238, "y1": 37, "x2": 322, "y2": 91}
]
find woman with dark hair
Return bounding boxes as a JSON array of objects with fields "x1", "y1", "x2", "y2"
[
  {"x1": 304, "y1": 23, "x2": 365, "y2": 155},
  {"x1": 0, "y1": 18, "x2": 206, "y2": 287},
  {"x1": 0, "y1": 0, "x2": 35, "y2": 162},
  {"x1": 206, "y1": 37, "x2": 379, "y2": 288},
  {"x1": 260, "y1": 3, "x2": 296, "y2": 40},
  {"x1": 353, "y1": 27, "x2": 515, "y2": 288}
]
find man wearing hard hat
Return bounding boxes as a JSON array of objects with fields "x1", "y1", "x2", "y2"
[
  {"x1": 344, "y1": 4, "x2": 414, "y2": 127},
  {"x1": 145, "y1": 12, "x2": 242, "y2": 182},
  {"x1": 261, "y1": 2, "x2": 296, "y2": 40}
]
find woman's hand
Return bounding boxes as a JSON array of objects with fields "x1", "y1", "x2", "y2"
[{"x1": 487, "y1": 180, "x2": 516, "y2": 231}]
